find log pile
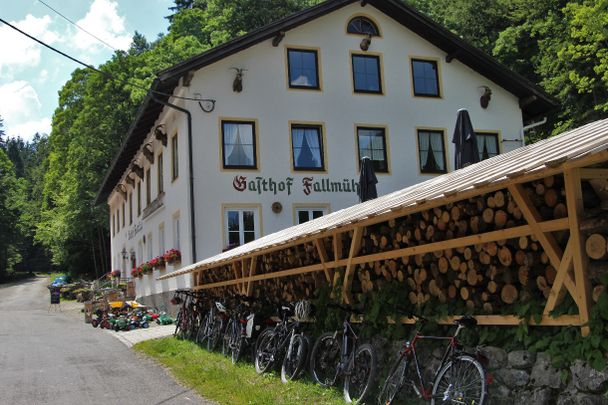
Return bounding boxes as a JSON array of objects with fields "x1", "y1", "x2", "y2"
[{"x1": 582, "y1": 211, "x2": 608, "y2": 303}]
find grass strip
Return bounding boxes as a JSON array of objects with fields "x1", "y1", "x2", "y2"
[{"x1": 134, "y1": 337, "x2": 345, "y2": 405}]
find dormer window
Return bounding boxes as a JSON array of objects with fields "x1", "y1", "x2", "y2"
[{"x1": 347, "y1": 16, "x2": 380, "y2": 36}]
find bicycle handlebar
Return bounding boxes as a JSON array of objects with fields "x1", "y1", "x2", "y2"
[{"x1": 327, "y1": 302, "x2": 363, "y2": 315}]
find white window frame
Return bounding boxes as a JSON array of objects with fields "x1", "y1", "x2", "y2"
[
  {"x1": 172, "y1": 212, "x2": 181, "y2": 251},
  {"x1": 147, "y1": 232, "x2": 153, "y2": 261},
  {"x1": 295, "y1": 206, "x2": 328, "y2": 224},
  {"x1": 223, "y1": 207, "x2": 260, "y2": 248},
  {"x1": 159, "y1": 222, "x2": 165, "y2": 256}
]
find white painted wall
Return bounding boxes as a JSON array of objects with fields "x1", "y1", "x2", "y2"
[{"x1": 108, "y1": 3, "x2": 526, "y2": 300}]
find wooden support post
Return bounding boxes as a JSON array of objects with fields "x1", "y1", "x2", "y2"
[
  {"x1": 315, "y1": 239, "x2": 333, "y2": 283},
  {"x1": 333, "y1": 232, "x2": 343, "y2": 264},
  {"x1": 342, "y1": 227, "x2": 363, "y2": 304},
  {"x1": 231, "y1": 263, "x2": 242, "y2": 294},
  {"x1": 509, "y1": 184, "x2": 577, "y2": 300},
  {"x1": 564, "y1": 168, "x2": 592, "y2": 336},
  {"x1": 543, "y1": 239, "x2": 574, "y2": 315},
  {"x1": 246, "y1": 257, "x2": 257, "y2": 296}
]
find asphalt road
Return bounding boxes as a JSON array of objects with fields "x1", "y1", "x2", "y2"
[{"x1": 0, "y1": 277, "x2": 212, "y2": 405}]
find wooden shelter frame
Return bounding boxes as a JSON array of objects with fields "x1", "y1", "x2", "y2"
[{"x1": 184, "y1": 150, "x2": 608, "y2": 336}]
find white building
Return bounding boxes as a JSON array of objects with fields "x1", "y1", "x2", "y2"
[{"x1": 95, "y1": 0, "x2": 555, "y2": 305}]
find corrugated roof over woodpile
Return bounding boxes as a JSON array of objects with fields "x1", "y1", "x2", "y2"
[{"x1": 159, "y1": 118, "x2": 608, "y2": 281}]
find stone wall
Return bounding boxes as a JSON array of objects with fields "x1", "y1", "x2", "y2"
[{"x1": 371, "y1": 338, "x2": 608, "y2": 404}]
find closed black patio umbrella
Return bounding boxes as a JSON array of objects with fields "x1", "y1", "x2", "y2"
[
  {"x1": 358, "y1": 156, "x2": 378, "y2": 202},
  {"x1": 452, "y1": 109, "x2": 480, "y2": 169}
]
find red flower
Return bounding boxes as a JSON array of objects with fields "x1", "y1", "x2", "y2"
[{"x1": 163, "y1": 249, "x2": 181, "y2": 264}]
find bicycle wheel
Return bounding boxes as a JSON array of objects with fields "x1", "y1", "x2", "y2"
[
  {"x1": 255, "y1": 329, "x2": 276, "y2": 374},
  {"x1": 222, "y1": 318, "x2": 236, "y2": 357},
  {"x1": 231, "y1": 334, "x2": 245, "y2": 364},
  {"x1": 196, "y1": 314, "x2": 209, "y2": 345},
  {"x1": 309, "y1": 332, "x2": 341, "y2": 387},
  {"x1": 430, "y1": 355, "x2": 486, "y2": 405},
  {"x1": 378, "y1": 353, "x2": 409, "y2": 405},
  {"x1": 344, "y1": 343, "x2": 377, "y2": 404},
  {"x1": 206, "y1": 317, "x2": 222, "y2": 351},
  {"x1": 281, "y1": 334, "x2": 308, "y2": 383},
  {"x1": 173, "y1": 309, "x2": 183, "y2": 337}
]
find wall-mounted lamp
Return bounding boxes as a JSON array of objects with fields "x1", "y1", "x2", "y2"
[
  {"x1": 130, "y1": 251, "x2": 136, "y2": 261},
  {"x1": 143, "y1": 142, "x2": 154, "y2": 164},
  {"x1": 154, "y1": 125, "x2": 167, "y2": 146},
  {"x1": 479, "y1": 86, "x2": 492, "y2": 109},
  {"x1": 360, "y1": 33, "x2": 372, "y2": 51},
  {"x1": 120, "y1": 247, "x2": 128, "y2": 260},
  {"x1": 193, "y1": 92, "x2": 216, "y2": 113},
  {"x1": 230, "y1": 68, "x2": 247, "y2": 93}
]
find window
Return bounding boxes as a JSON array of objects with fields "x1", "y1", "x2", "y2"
[
  {"x1": 224, "y1": 208, "x2": 259, "y2": 248},
  {"x1": 476, "y1": 132, "x2": 500, "y2": 161},
  {"x1": 145, "y1": 168, "x2": 151, "y2": 206},
  {"x1": 352, "y1": 54, "x2": 382, "y2": 94},
  {"x1": 222, "y1": 121, "x2": 257, "y2": 169},
  {"x1": 137, "y1": 182, "x2": 141, "y2": 216},
  {"x1": 121, "y1": 202, "x2": 125, "y2": 229},
  {"x1": 296, "y1": 207, "x2": 327, "y2": 224},
  {"x1": 158, "y1": 223, "x2": 165, "y2": 256},
  {"x1": 157, "y1": 152, "x2": 164, "y2": 195},
  {"x1": 287, "y1": 49, "x2": 320, "y2": 89},
  {"x1": 137, "y1": 240, "x2": 143, "y2": 265},
  {"x1": 171, "y1": 133, "x2": 179, "y2": 180},
  {"x1": 417, "y1": 129, "x2": 447, "y2": 174},
  {"x1": 172, "y1": 213, "x2": 180, "y2": 251},
  {"x1": 291, "y1": 124, "x2": 324, "y2": 171},
  {"x1": 111, "y1": 213, "x2": 115, "y2": 236},
  {"x1": 347, "y1": 16, "x2": 379, "y2": 36},
  {"x1": 356, "y1": 127, "x2": 388, "y2": 173},
  {"x1": 411, "y1": 59, "x2": 440, "y2": 97},
  {"x1": 128, "y1": 193, "x2": 133, "y2": 225}
]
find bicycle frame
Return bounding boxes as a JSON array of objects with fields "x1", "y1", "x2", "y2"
[
  {"x1": 396, "y1": 324, "x2": 465, "y2": 400},
  {"x1": 328, "y1": 315, "x2": 360, "y2": 386}
]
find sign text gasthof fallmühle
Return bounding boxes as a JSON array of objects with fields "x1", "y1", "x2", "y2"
[{"x1": 232, "y1": 175, "x2": 359, "y2": 196}]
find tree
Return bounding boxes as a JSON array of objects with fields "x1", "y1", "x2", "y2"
[{"x1": 0, "y1": 147, "x2": 20, "y2": 279}]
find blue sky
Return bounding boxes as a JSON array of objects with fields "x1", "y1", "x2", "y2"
[{"x1": 0, "y1": 0, "x2": 173, "y2": 141}]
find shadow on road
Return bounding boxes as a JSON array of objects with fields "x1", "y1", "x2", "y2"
[{"x1": 0, "y1": 275, "x2": 40, "y2": 290}]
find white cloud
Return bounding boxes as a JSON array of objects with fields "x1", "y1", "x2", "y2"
[
  {"x1": 71, "y1": 0, "x2": 132, "y2": 52},
  {"x1": 0, "y1": 81, "x2": 50, "y2": 140},
  {"x1": 0, "y1": 15, "x2": 59, "y2": 78}
]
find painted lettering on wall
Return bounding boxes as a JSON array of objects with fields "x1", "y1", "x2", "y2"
[
  {"x1": 127, "y1": 222, "x2": 143, "y2": 240},
  {"x1": 232, "y1": 175, "x2": 359, "y2": 195}
]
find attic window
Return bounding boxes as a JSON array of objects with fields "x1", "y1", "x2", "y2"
[{"x1": 347, "y1": 16, "x2": 380, "y2": 36}]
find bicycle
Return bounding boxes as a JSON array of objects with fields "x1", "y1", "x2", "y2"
[
  {"x1": 254, "y1": 303, "x2": 309, "y2": 383},
  {"x1": 377, "y1": 316, "x2": 487, "y2": 405},
  {"x1": 309, "y1": 303, "x2": 378, "y2": 403},
  {"x1": 197, "y1": 299, "x2": 228, "y2": 351}
]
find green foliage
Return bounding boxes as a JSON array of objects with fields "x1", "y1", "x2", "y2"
[{"x1": 135, "y1": 337, "x2": 344, "y2": 404}]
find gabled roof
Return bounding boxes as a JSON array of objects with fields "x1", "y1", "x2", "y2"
[
  {"x1": 159, "y1": 118, "x2": 608, "y2": 280},
  {"x1": 95, "y1": 0, "x2": 557, "y2": 205}
]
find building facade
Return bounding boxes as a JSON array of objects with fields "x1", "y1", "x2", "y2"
[{"x1": 96, "y1": 0, "x2": 555, "y2": 305}]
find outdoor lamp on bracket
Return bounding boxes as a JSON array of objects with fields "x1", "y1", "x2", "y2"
[
  {"x1": 230, "y1": 67, "x2": 247, "y2": 93},
  {"x1": 194, "y1": 92, "x2": 216, "y2": 113},
  {"x1": 120, "y1": 248, "x2": 128, "y2": 260}
]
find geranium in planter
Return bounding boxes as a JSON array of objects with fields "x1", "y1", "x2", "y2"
[
  {"x1": 111, "y1": 269, "x2": 122, "y2": 279},
  {"x1": 131, "y1": 267, "x2": 142, "y2": 278},
  {"x1": 149, "y1": 256, "x2": 166, "y2": 270},
  {"x1": 141, "y1": 262, "x2": 153, "y2": 274},
  {"x1": 163, "y1": 249, "x2": 181, "y2": 265}
]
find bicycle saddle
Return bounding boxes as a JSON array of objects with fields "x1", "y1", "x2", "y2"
[{"x1": 454, "y1": 316, "x2": 477, "y2": 328}]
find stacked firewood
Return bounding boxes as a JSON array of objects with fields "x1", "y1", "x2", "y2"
[
  {"x1": 256, "y1": 273, "x2": 319, "y2": 302},
  {"x1": 351, "y1": 176, "x2": 569, "y2": 312},
  {"x1": 582, "y1": 210, "x2": 608, "y2": 302}
]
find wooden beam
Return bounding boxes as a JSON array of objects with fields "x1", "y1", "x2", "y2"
[
  {"x1": 580, "y1": 168, "x2": 608, "y2": 180},
  {"x1": 396, "y1": 314, "x2": 581, "y2": 327},
  {"x1": 564, "y1": 168, "x2": 592, "y2": 336},
  {"x1": 508, "y1": 184, "x2": 577, "y2": 300},
  {"x1": 315, "y1": 239, "x2": 333, "y2": 283},
  {"x1": 246, "y1": 257, "x2": 257, "y2": 296},
  {"x1": 543, "y1": 239, "x2": 574, "y2": 315},
  {"x1": 231, "y1": 263, "x2": 242, "y2": 294},
  {"x1": 342, "y1": 227, "x2": 363, "y2": 304},
  {"x1": 333, "y1": 232, "x2": 343, "y2": 263}
]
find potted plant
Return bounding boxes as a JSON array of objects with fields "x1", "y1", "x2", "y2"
[
  {"x1": 141, "y1": 262, "x2": 153, "y2": 274},
  {"x1": 149, "y1": 256, "x2": 166, "y2": 270},
  {"x1": 111, "y1": 270, "x2": 121, "y2": 279},
  {"x1": 131, "y1": 267, "x2": 142, "y2": 278},
  {"x1": 163, "y1": 249, "x2": 181, "y2": 265}
]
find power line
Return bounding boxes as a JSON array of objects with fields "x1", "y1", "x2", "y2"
[
  {"x1": 37, "y1": 0, "x2": 118, "y2": 51},
  {"x1": 0, "y1": 16, "x2": 212, "y2": 103}
]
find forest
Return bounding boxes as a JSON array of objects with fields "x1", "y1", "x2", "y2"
[{"x1": 0, "y1": 0, "x2": 606, "y2": 280}]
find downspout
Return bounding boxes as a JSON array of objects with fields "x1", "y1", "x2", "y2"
[
  {"x1": 152, "y1": 96, "x2": 197, "y2": 263},
  {"x1": 520, "y1": 117, "x2": 547, "y2": 146}
]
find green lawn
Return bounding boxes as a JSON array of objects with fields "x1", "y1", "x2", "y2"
[{"x1": 134, "y1": 337, "x2": 345, "y2": 405}]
